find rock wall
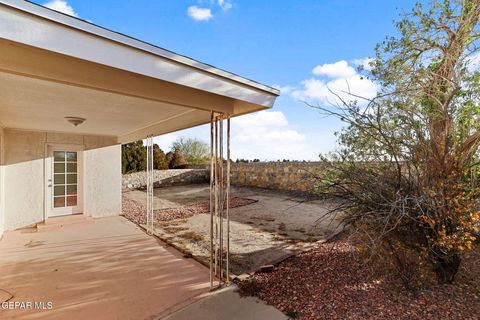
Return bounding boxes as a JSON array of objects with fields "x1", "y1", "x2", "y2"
[
  {"x1": 231, "y1": 162, "x2": 322, "y2": 193},
  {"x1": 123, "y1": 169, "x2": 209, "y2": 189},
  {"x1": 122, "y1": 162, "x2": 323, "y2": 193}
]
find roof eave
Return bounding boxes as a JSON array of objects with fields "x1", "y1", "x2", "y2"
[{"x1": 0, "y1": 0, "x2": 280, "y2": 97}]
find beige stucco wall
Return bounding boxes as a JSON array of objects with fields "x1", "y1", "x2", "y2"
[
  {"x1": 4, "y1": 130, "x2": 45, "y2": 230},
  {"x1": 2, "y1": 129, "x2": 120, "y2": 230},
  {"x1": 84, "y1": 145, "x2": 122, "y2": 218}
]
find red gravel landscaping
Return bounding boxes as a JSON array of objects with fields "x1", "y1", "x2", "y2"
[
  {"x1": 122, "y1": 196, "x2": 257, "y2": 225},
  {"x1": 237, "y1": 239, "x2": 480, "y2": 320}
]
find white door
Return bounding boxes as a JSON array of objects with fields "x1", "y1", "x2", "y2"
[{"x1": 46, "y1": 147, "x2": 83, "y2": 217}]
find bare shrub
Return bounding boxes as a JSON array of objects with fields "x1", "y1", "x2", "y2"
[{"x1": 312, "y1": 0, "x2": 480, "y2": 287}]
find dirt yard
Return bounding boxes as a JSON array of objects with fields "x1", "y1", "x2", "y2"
[{"x1": 123, "y1": 184, "x2": 344, "y2": 274}]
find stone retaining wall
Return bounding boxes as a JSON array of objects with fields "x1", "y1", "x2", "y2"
[
  {"x1": 230, "y1": 162, "x2": 322, "y2": 193},
  {"x1": 122, "y1": 169, "x2": 209, "y2": 189},
  {"x1": 122, "y1": 162, "x2": 323, "y2": 193}
]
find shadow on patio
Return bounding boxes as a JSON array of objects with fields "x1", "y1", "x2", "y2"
[{"x1": 0, "y1": 216, "x2": 210, "y2": 320}]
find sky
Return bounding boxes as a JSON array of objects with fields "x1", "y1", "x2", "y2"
[{"x1": 35, "y1": 0, "x2": 421, "y2": 161}]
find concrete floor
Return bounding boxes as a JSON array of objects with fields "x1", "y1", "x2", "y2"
[
  {"x1": 161, "y1": 285, "x2": 288, "y2": 320},
  {"x1": 0, "y1": 216, "x2": 211, "y2": 320}
]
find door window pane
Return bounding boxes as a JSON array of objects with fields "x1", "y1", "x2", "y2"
[
  {"x1": 67, "y1": 163, "x2": 77, "y2": 173},
  {"x1": 67, "y1": 185, "x2": 77, "y2": 195},
  {"x1": 52, "y1": 150, "x2": 79, "y2": 209},
  {"x1": 54, "y1": 197, "x2": 65, "y2": 208},
  {"x1": 67, "y1": 196, "x2": 77, "y2": 207},
  {"x1": 54, "y1": 151, "x2": 65, "y2": 161},
  {"x1": 54, "y1": 163, "x2": 65, "y2": 173},
  {"x1": 54, "y1": 185, "x2": 65, "y2": 196},
  {"x1": 66, "y1": 152, "x2": 77, "y2": 162},
  {"x1": 67, "y1": 174, "x2": 77, "y2": 184},
  {"x1": 54, "y1": 174, "x2": 65, "y2": 184}
]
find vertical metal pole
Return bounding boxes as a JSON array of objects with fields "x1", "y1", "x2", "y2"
[
  {"x1": 146, "y1": 135, "x2": 154, "y2": 236},
  {"x1": 214, "y1": 116, "x2": 219, "y2": 278},
  {"x1": 146, "y1": 136, "x2": 150, "y2": 235},
  {"x1": 219, "y1": 116, "x2": 223, "y2": 282},
  {"x1": 148, "y1": 136, "x2": 150, "y2": 234},
  {"x1": 150, "y1": 136, "x2": 153, "y2": 235},
  {"x1": 146, "y1": 136, "x2": 149, "y2": 234},
  {"x1": 209, "y1": 112, "x2": 214, "y2": 288},
  {"x1": 146, "y1": 137, "x2": 148, "y2": 233},
  {"x1": 226, "y1": 115, "x2": 231, "y2": 284},
  {"x1": 209, "y1": 113, "x2": 231, "y2": 287}
]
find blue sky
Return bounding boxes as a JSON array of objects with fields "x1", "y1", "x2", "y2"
[{"x1": 36, "y1": 0, "x2": 420, "y2": 160}]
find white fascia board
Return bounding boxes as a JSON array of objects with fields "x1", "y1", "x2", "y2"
[{"x1": 0, "y1": 0, "x2": 279, "y2": 107}]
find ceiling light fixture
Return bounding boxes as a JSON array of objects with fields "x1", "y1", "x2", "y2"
[{"x1": 65, "y1": 116, "x2": 86, "y2": 127}]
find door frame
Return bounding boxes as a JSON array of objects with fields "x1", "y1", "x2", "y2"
[{"x1": 44, "y1": 143, "x2": 84, "y2": 219}]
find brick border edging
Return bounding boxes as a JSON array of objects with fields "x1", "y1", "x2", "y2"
[{"x1": 249, "y1": 227, "x2": 348, "y2": 276}]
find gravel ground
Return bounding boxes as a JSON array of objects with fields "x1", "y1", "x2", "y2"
[
  {"x1": 123, "y1": 196, "x2": 293, "y2": 274},
  {"x1": 237, "y1": 239, "x2": 480, "y2": 320},
  {"x1": 124, "y1": 184, "x2": 345, "y2": 241},
  {"x1": 122, "y1": 196, "x2": 256, "y2": 225},
  {"x1": 123, "y1": 186, "x2": 345, "y2": 274},
  {"x1": 154, "y1": 214, "x2": 293, "y2": 274}
]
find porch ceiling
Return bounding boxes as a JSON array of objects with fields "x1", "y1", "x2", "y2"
[
  {"x1": 0, "y1": 70, "x2": 211, "y2": 140},
  {"x1": 0, "y1": 0, "x2": 279, "y2": 144}
]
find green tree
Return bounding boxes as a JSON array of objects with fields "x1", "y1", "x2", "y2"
[
  {"x1": 153, "y1": 144, "x2": 168, "y2": 170},
  {"x1": 314, "y1": 0, "x2": 480, "y2": 286},
  {"x1": 121, "y1": 140, "x2": 147, "y2": 174},
  {"x1": 168, "y1": 148, "x2": 187, "y2": 169},
  {"x1": 165, "y1": 151, "x2": 173, "y2": 166},
  {"x1": 122, "y1": 142, "x2": 168, "y2": 172},
  {"x1": 171, "y1": 137, "x2": 209, "y2": 164}
]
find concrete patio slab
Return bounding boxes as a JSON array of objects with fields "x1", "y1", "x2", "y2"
[
  {"x1": 160, "y1": 285, "x2": 288, "y2": 320},
  {"x1": 0, "y1": 216, "x2": 211, "y2": 320}
]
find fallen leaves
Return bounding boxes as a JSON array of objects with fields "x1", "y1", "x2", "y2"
[{"x1": 237, "y1": 239, "x2": 480, "y2": 320}]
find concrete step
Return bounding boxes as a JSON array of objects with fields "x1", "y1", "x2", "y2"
[{"x1": 36, "y1": 214, "x2": 95, "y2": 232}]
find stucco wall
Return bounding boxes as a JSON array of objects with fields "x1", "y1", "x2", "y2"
[
  {"x1": 84, "y1": 144, "x2": 122, "y2": 218},
  {"x1": 3, "y1": 129, "x2": 45, "y2": 230},
  {"x1": 231, "y1": 162, "x2": 323, "y2": 193},
  {"x1": 2, "y1": 129, "x2": 120, "y2": 230}
]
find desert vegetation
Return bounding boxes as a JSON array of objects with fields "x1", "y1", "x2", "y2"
[
  {"x1": 311, "y1": 0, "x2": 480, "y2": 288},
  {"x1": 121, "y1": 137, "x2": 209, "y2": 173}
]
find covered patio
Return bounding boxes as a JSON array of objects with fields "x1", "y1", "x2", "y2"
[
  {"x1": 0, "y1": 0, "x2": 279, "y2": 318},
  {"x1": 0, "y1": 215, "x2": 211, "y2": 319}
]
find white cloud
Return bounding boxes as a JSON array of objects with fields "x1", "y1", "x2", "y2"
[
  {"x1": 352, "y1": 57, "x2": 374, "y2": 71},
  {"x1": 292, "y1": 59, "x2": 378, "y2": 106},
  {"x1": 149, "y1": 111, "x2": 315, "y2": 161},
  {"x1": 231, "y1": 111, "x2": 308, "y2": 160},
  {"x1": 218, "y1": 0, "x2": 233, "y2": 11},
  {"x1": 43, "y1": 0, "x2": 78, "y2": 17},
  {"x1": 187, "y1": 6, "x2": 213, "y2": 21},
  {"x1": 272, "y1": 84, "x2": 295, "y2": 95},
  {"x1": 312, "y1": 60, "x2": 356, "y2": 78}
]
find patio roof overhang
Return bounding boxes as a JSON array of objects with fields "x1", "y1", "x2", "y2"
[{"x1": 0, "y1": 0, "x2": 279, "y2": 144}]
